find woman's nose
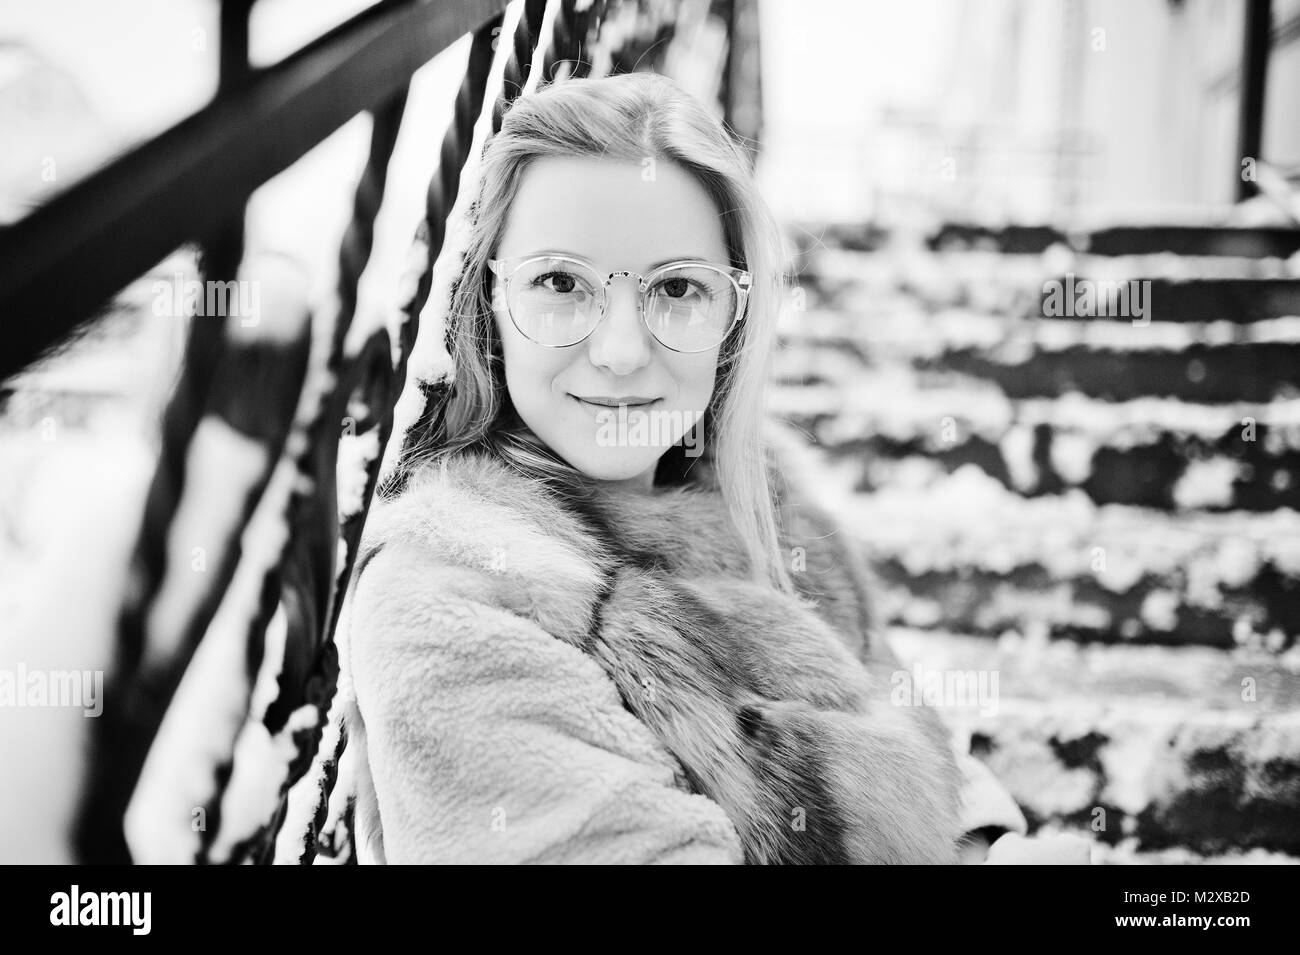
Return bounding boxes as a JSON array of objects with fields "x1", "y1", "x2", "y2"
[{"x1": 586, "y1": 276, "x2": 652, "y2": 375}]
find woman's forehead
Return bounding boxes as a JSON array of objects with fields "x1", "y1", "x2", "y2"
[{"x1": 497, "y1": 155, "x2": 728, "y2": 269}]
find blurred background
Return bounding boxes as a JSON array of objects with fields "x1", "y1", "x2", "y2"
[{"x1": 1, "y1": 0, "x2": 1298, "y2": 863}]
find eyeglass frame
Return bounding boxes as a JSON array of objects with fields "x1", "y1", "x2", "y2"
[{"x1": 487, "y1": 253, "x2": 752, "y2": 354}]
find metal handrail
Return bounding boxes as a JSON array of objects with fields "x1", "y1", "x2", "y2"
[
  {"x1": 0, "y1": 0, "x2": 511, "y2": 384},
  {"x1": 6, "y1": 0, "x2": 752, "y2": 864}
]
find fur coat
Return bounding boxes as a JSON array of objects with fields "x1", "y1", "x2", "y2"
[{"x1": 338, "y1": 431, "x2": 1025, "y2": 864}]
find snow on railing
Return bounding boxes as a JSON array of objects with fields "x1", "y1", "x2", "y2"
[{"x1": 0, "y1": 0, "x2": 757, "y2": 864}]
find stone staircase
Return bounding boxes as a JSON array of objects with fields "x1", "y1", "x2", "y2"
[{"x1": 773, "y1": 222, "x2": 1300, "y2": 861}]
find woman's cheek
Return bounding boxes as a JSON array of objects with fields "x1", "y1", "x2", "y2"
[{"x1": 675, "y1": 350, "x2": 721, "y2": 413}]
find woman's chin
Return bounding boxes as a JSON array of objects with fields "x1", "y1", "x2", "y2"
[{"x1": 561, "y1": 445, "x2": 662, "y2": 484}]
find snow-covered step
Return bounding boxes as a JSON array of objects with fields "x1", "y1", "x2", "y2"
[
  {"x1": 786, "y1": 238, "x2": 1300, "y2": 328},
  {"x1": 831, "y1": 465, "x2": 1300, "y2": 650},
  {"x1": 928, "y1": 223, "x2": 1300, "y2": 259},
  {"x1": 919, "y1": 341, "x2": 1300, "y2": 403},
  {"x1": 1029, "y1": 277, "x2": 1300, "y2": 325},
  {"x1": 777, "y1": 310, "x2": 1300, "y2": 379},
  {"x1": 888, "y1": 627, "x2": 1300, "y2": 854},
  {"x1": 841, "y1": 442, "x2": 1300, "y2": 514},
  {"x1": 888, "y1": 627, "x2": 1300, "y2": 713},
  {"x1": 772, "y1": 375, "x2": 1300, "y2": 512}
]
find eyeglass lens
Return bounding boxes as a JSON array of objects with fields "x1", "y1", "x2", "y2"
[{"x1": 504, "y1": 256, "x2": 739, "y2": 351}]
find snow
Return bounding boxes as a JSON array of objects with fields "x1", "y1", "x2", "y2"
[
  {"x1": 1173, "y1": 457, "x2": 1244, "y2": 510},
  {"x1": 998, "y1": 424, "x2": 1038, "y2": 492},
  {"x1": 1049, "y1": 430, "x2": 1096, "y2": 485},
  {"x1": 6, "y1": 0, "x2": 1300, "y2": 863},
  {"x1": 337, "y1": 429, "x2": 381, "y2": 520},
  {"x1": 0, "y1": 422, "x2": 154, "y2": 862},
  {"x1": 125, "y1": 423, "x2": 299, "y2": 862},
  {"x1": 1139, "y1": 590, "x2": 1181, "y2": 632},
  {"x1": 837, "y1": 452, "x2": 1300, "y2": 613}
]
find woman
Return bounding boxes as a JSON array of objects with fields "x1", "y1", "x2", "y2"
[{"x1": 340, "y1": 72, "x2": 1039, "y2": 864}]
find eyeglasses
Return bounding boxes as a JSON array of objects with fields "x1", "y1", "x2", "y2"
[{"x1": 487, "y1": 253, "x2": 751, "y2": 353}]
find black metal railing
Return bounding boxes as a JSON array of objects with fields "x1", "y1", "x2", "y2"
[{"x1": 0, "y1": 0, "x2": 760, "y2": 864}]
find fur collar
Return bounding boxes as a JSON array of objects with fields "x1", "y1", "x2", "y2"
[{"x1": 350, "y1": 440, "x2": 962, "y2": 863}]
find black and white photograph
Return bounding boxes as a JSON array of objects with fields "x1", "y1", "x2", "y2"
[{"x1": 0, "y1": 0, "x2": 1297, "y2": 901}]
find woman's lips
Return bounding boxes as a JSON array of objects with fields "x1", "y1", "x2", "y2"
[
  {"x1": 571, "y1": 395, "x2": 660, "y2": 412},
  {"x1": 574, "y1": 395, "x2": 658, "y2": 406}
]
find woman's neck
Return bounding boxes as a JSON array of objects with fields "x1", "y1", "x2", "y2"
[{"x1": 602, "y1": 465, "x2": 657, "y2": 494}]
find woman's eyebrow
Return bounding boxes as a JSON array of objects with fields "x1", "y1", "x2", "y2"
[{"x1": 530, "y1": 249, "x2": 712, "y2": 269}]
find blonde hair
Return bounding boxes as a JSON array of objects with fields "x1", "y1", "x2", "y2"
[{"x1": 397, "y1": 72, "x2": 793, "y2": 593}]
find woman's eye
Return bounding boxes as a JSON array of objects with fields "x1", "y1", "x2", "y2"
[
  {"x1": 532, "y1": 271, "x2": 581, "y2": 294},
  {"x1": 659, "y1": 277, "x2": 702, "y2": 299}
]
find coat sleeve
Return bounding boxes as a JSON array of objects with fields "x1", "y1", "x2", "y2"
[
  {"x1": 768, "y1": 436, "x2": 1030, "y2": 846},
  {"x1": 954, "y1": 749, "x2": 1029, "y2": 837},
  {"x1": 346, "y1": 542, "x2": 744, "y2": 864}
]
